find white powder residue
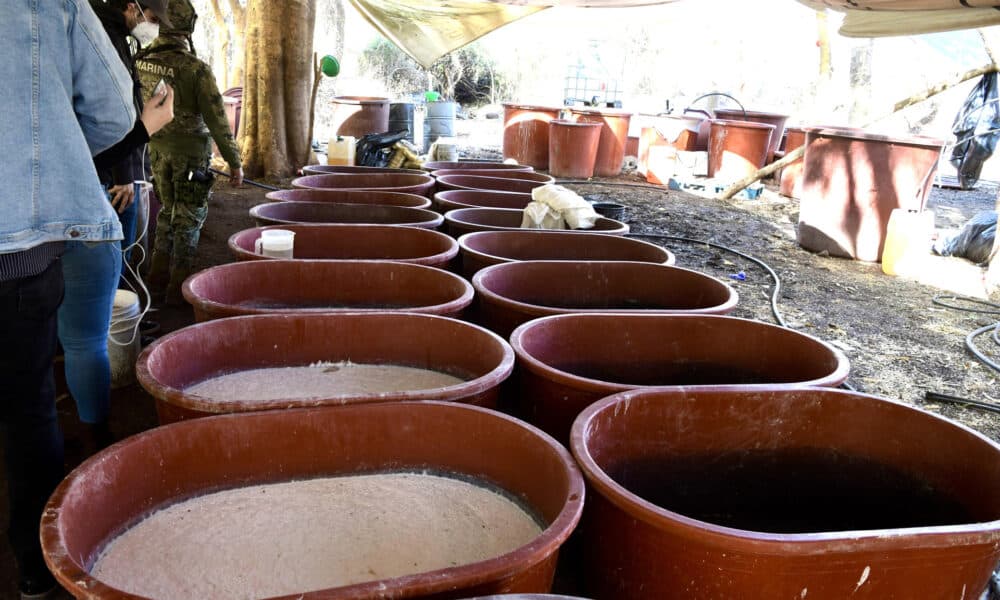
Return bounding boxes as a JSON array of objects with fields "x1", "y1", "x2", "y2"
[
  {"x1": 91, "y1": 473, "x2": 543, "y2": 599},
  {"x1": 185, "y1": 361, "x2": 465, "y2": 403}
]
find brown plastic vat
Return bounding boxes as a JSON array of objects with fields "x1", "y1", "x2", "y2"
[
  {"x1": 779, "y1": 126, "x2": 807, "y2": 199},
  {"x1": 291, "y1": 173, "x2": 435, "y2": 197},
  {"x1": 183, "y1": 260, "x2": 473, "y2": 322},
  {"x1": 249, "y1": 201, "x2": 444, "y2": 229},
  {"x1": 42, "y1": 401, "x2": 585, "y2": 599},
  {"x1": 571, "y1": 387, "x2": 1000, "y2": 599},
  {"x1": 434, "y1": 190, "x2": 534, "y2": 214},
  {"x1": 228, "y1": 224, "x2": 458, "y2": 268},
  {"x1": 265, "y1": 188, "x2": 431, "y2": 209},
  {"x1": 473, "y1": 261, "x2": 737, "y2": 338},
  {"x1": 567, "y1": 107, "x2": 633, "y2": 177},
  {"x1": 503, "y1": 104, "x2": 563, "y2": 169},
  {"x1": 511, "y1": 313, "x2": 849, "y2": 442},
  {"x1": 548, "y1": 120, "x2": 602, "y2": 179},
  {"x1": 137, "y1": 313, "x2": 515, "y2": 423},
  {"x1": 444, "y1": 208, "x2": 629, "y2": 239},
  {"x1": 707, "y1": 120, "x2": 776, "y2": 179},
  {"x1": 301, "y1": 164, "x2": 426, "y2": 176},
  {"x1": 423, "y1": 161, "x2": 533, "y2": 172},
  {"x1": 459, "y1": 230, "x2": 674, "y2": 278},
  {"x1": 330, "y1": 95, "x2": 390, "y2": 137},
  {"x1": 714, "y1": 108, "x2": 789, "y2": 163},
  {"x1": 797, "y1": 126, "x2": 944, "y2": 262},
  {"x1": 436, "y1": 174, "x2": 553, "y2": 195}
]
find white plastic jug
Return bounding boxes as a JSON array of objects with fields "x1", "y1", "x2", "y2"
[
  {"x1": 255, "y1": 229, "x2": 295, "y2": 258},
  {"x1": 882, "y1": 208, "x2": 934, "y2": 277},
  {"x1": 327, "y1": 136, "x2": 356, "y2": 166}
]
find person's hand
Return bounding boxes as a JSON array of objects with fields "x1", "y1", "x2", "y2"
[
  {"x1": 230, "y1": 167, "x2": 244, "y2": 187},
  {"x1": 140, "y1": 84, "x2": 174, "y2": 135},
  {"x1": 109, "y1": 184, "x2": 135, "y2": 213}
]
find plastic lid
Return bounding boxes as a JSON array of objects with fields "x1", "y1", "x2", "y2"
[{"x1": 320, "y1": 55, "x2": 340, "y2": 77}]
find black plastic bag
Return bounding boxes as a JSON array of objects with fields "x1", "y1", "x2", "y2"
[
  {"x1": 933, "y1": 210, "x2": 997, "y2": 265},
  {"x1": 950, "y1": 72, "x2": 1000, "y2": 190}
]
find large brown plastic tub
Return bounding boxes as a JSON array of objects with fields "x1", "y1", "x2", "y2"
[
  {"x1": 473, "y1": 261, "x2": 737, "y2": 338},
  {"x1": 511, "y1": 313, "x2": 849, "y2": 442},
  {"x1": 548, "y1": 120, "x2": 602, "y2": 179},
  {"x1": 183, "y1": 260, "x2": 474, "y2": 322},
  {"x1": 137, "y1": 313, "x2": 515, "y2": 423},
  {"x1": 458, "y1": 230, "x2": 674, "y2": 278},
  {"x1": 330, "y1": 95, "x2": 389, "y2": 137},
  {"x1": 228, "y1": 224, "x2": 458, "y2": 268},
  {"x1": 42, "y1": 402, "x2": 585, "y2": 599},
  {"x1": 436, "y1": 175, "x2": 551, "y2": 195},
  {"x1": 567, "y1": 107, "x2": 633, "y2": 177},
  {"x1": 797, "y1": 126, "x2": 943, "y2": 262},
  {"x1": 291, "y1": 173, "x2": 435, "y2": 197},
  {"x1": 434, "y1": 190, "x2": 534, "y2": 214},
  {"x1": 713, "y1": 108, "x2": 789, "y2": 163},
  {"x1": 423, "y1": 161, "x2": 533, "y2": 172},
  {"x1": 250, "y1": 201, "x2": 443, "y2": 229},
  {"x1": 445, "y1": 208, "x2": 629, "y2": 238},
  {"x1": 708, "y1": 120, "x2": 776, "y2": 178},
  {"x1": 432, "y1": 169, "x2": 556, "y2": 182},
  {"x1": 265, "y1": 188, "x2": 431, "y2": 209},
  {"x1": 301, "y1": 164, "x2": 426, "y2": 176},
  {"x1": 503, "y1": 104, "x2": 563, "y2": 169},
  {"x1": 571, "y1": 387, "x2": 1000, "y2": 599}
]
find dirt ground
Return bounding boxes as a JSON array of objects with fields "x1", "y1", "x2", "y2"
[{"x1": 0, "y1": 159, "x2": 998, "y2": 598}]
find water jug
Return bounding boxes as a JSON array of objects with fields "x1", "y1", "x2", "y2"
[
  {"x1": 327, "y1": 136, "x2": 356, "y2": 166},
  {"x1": 882, "y1": 208, "x2": 934, "y2": 276}
]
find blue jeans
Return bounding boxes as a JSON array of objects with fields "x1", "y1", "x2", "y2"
[
  {"x1": 58, "y1": 241, "x2": 122, "y2": 424},
  {"x1": 0, "y1": 258, "x2": 65, "y2": 589}
]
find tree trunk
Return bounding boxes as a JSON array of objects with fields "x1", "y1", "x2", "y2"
[
  {"x1": 816, "y1": 10, "x2": 831, "y2": 79},
  {"x1": 849, "y1": 39, "x2": 874, "y2": 125},
  {"x1": 241, "y1": 0, "x2": 316, "y2": 178},
  {"x1": 208, "y1": 0, "x2": 231, "y2": 91},
  {"x1": 226, "y1": 0, "x2": 247, "y2": 89}
]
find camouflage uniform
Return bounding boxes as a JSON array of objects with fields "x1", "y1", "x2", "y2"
[{"x1": 135, "y1": 0, "x2": 240, "y2": 303}]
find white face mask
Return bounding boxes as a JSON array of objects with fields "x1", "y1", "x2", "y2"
[{"x1": 131, "y1": 5, "x2": 159, "y2": 47}]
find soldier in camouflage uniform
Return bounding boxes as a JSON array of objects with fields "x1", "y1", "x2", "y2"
[{"x1": 135, "y1": 0, "x2": 242, "y2": 305}]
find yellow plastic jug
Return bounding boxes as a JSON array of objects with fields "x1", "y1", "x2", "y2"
[
  {"x1": 882, "y1": 208, "x2": 934, "y2": 277},
  {"x1": 327, "y1": 136, "x2": 356, "y2": 166}
]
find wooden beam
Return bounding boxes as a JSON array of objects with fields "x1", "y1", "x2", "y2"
[{"x1": 715, "y1": 145, "x2": 806, "y2": 201}]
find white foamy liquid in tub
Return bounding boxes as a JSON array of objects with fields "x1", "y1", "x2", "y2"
[
  {"x1": 184, "y1": 361, "x2": 466, "y2": 403},
  {"x1": 91, "y1": 472, "x2": 544, "y2": 599}
]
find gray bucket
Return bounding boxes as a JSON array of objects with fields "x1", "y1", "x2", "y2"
[
  {"x1": 108, "y1": 289, "x2": 142, "y2": 389},
  {"x1": 425, "y1": 101, "x2": 456, "y2": 151}
]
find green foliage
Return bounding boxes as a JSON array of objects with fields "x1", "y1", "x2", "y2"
[{"x1": 359, "y1": 38, "x2": 513, "y2": 105}]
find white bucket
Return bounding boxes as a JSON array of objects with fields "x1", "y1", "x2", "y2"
[
  {"x1": 255, "y1": 229, "x2": 295, "y2": 258},
  {"x1": 108, "y1": 289, "x2": 142, "y2": 389}
]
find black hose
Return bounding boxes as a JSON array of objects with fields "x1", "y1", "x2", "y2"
[
  {"x1": 208, "y1": 168, "x2": 280, "y2": 191},
  {"x1": 932, "y1": 294, "x2": 1000, "y2": 375},
  {"x1": 924, "y1": 391, "x2": 1000, "y2": 416}
]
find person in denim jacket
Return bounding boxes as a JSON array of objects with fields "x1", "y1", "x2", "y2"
[{"x1": 0, "y1": 2, "x2": 136, "y2": 597}]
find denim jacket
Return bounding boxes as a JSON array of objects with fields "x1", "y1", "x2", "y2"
[{"x1": 0, "y1": 0, "x2": 136, "y2": 253}]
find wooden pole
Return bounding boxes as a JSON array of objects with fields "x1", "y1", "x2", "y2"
[
  {"x1": 307, "y1": 52, "x2": 322, "y2": 165},
  {"x1": 716, "y1": 146, "x2": 806, "y2": 201},
  {"x1": 891, "y1": 64, "x2": 996, "y2": 115}
]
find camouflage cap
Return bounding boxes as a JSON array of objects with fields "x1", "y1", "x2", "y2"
[
  {"x1": 137, "y1": 0, "x2": 172, "y2": 28},
  {"x1": 159, "y1": 0, "x2": 197, "y2": 35}
]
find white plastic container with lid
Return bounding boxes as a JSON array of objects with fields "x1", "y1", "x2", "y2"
[
  {"x1": 327, "y1": 136, "x2": 356, "y2": 166},
  {"x1": 255, "y1": 229, "x2": 295, "y2": 258}
]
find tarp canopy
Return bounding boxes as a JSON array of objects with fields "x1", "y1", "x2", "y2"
[
  {"x1": 348, "y1": 0, "x2": 680, "y2": 68},
  {"x1": 796, "y1": 0, "x2": 1000, "y2": 36},
  {"x1": 349, "y1": 0, "x2": 1000, "y2": 68}
]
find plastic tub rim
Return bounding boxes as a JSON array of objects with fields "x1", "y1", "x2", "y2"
[
  {"x1": 136, "y1": 312, "x2": 517, "y2": 416},
  {"x1": 569, "y1": 385, "x2": 1000, "y2": 548},
  {"x1": 457, "y1": 230, "x2": 674, "y2": 267},
  {"x1": 802, "y1": 126, "x2": 946, "y2": 149},
  {"x1": 434, "y1": 190, "x2": 534, "y2": 212},
  {"x1": 264, "y1": 189, "x2": 432, "y2": 209},
  {"x1": 42, "y1": 400, "x2": 586, "y2": 600},
  {"x1": 445, "y1": 208, "x2": 629, "y2": 235},
  {"x1": 509, "y1": 313, "x2": 850, "y2": 394},
  {"x1": 472, "y1": 260, "x2": 737, "y2": 318},
  {"x1": 182, "y1": 259, "x2": 475, "y2": 319},
  {"x1": 227, "y1": 224, "x2": 458, "y2": 264},
  {"x1": 249, "y1": 202, "x2": 445, "y2": 229}
]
